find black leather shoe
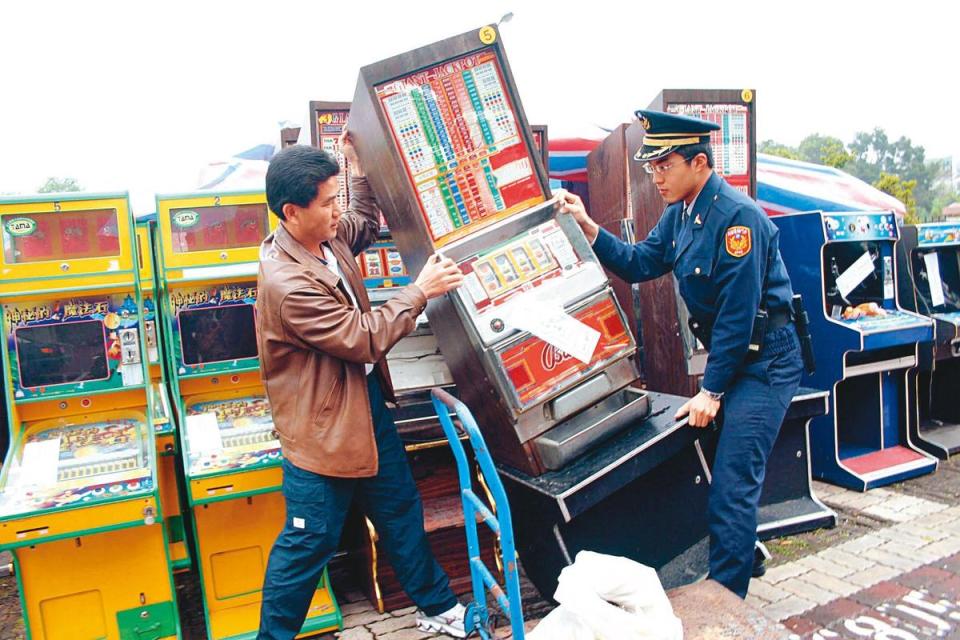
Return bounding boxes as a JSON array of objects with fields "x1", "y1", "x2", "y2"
[{"x1": 752, "y1": 549, "x2": 767, "y2": 578}]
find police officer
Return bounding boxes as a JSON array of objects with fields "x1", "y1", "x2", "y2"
[{"x1": 559, "y1": 109, "x2": 803, "y2": 598}]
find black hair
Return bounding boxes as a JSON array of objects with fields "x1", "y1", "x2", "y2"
[
  {"x1": 679, "y1": 142, "x2": 715, "y2": 169},
  {"x1": 265, "y1": 145, "x2": 340, "y2": 220}
]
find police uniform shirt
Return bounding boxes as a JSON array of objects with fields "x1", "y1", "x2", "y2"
[{"x1": 592, "y1": 172, "x2": 794, "y2": 394}]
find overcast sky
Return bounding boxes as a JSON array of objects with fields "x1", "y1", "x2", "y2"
[{"x1": 1, "y1": 0, "x2": 957, "y2": 214}]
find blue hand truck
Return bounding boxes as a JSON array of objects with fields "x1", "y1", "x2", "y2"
[{"x1": 431, "y1": 388, "x2": 526, "y2": 640}]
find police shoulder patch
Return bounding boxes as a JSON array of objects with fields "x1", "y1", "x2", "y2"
[{"x1": 725, "y1": 225, "x2": 752, "y2": 257}]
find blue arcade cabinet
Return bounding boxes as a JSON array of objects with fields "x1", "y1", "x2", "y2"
[
  {"x1": 897, "y1": 222, "x2": 960, "y2": 457},
  {"x1": 774, "y1": 211, "x2": 937, "y2": 490}
]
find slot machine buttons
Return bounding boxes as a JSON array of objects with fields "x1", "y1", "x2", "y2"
[{"x1": 490, "y1": 318, "x2": 505, "y2": 333}]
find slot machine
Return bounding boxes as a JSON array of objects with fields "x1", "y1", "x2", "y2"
[
  {"x1": 589, "y1": 91, "x2": 835, "y2": 537},
  {"x1": 0, "y1": 193, "x2": 181, "y2": 640},
  {"x1": 350, "y1": 25, "x2": 647, "y2": 477},
  {"x1": 775, "y1": 210, "x2": 937, "y2": 490},
  {"x1": 136, "y1": 219, "x2": 191, "y2": 571},
  {"x1": 897, "y1": 222, "x2": 960, "y2": 457},
  {"x1": 309, "y1": 99, "x2": 497, "y2": 611},
  {"x1": 155, "y1": 191, "x2": 340, "y2": 638}
]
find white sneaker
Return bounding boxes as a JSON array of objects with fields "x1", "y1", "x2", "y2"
[{"x1": 416, "y1": 602, "x2": 467, "y2": 638}]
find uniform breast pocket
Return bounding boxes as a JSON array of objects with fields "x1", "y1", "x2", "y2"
[{"x1": 679, "y1": 255, "x2": 715, "y2": 304}]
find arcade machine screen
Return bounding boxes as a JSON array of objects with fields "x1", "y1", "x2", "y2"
[
  {"x1": 824, "y1": 241, "x2": 885, "y2": 313},
  {"x1": 178, "y1": 304, "x2": 258, "y2": 365},
  {"x1": 16, "y1": 320, "x2": 109, "y2": 388},
  {"x1": 375, "y1": 49, "x2": 546, "y2": 247},
  {"x1": 821, "y1": 241, "x2": 922, "y2": 332},
  {"x1": 913, "y1": 248, "x2": 960, "y2": 313},
  {"x1": 168, "y1": 204, "x2": 270, "y2": 254},
  {"x1": 2, "y1": 209, "x2": 120, "y2": 263},
  {"x1": 666, "y1": 103, "x2": 750, "y2": 195}
]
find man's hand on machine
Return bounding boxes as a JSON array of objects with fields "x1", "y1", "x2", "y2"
[
  {"x1": 338, "y1": 127, "x2": 365, "y2": 177},
  {"x1": 675, "y1": 391, "x2": 721, "y2": 428},
  {"x1": 414, "y1": 253, "x2": 464, "y2": 299},
  {"x1": 556, "y1": 189, "x2": 600, "y2": 244}
]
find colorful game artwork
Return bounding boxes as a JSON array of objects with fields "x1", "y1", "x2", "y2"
[
  {"x1": 184, "y1": 395, "x2": 280, "y2": 475},
  {"x1": 0, "y1": 415, "x2": 153, "y2": 516},
  {"x1": 315, "y1": 109, "x2": 352, "y2": 213},
  {"x1": 376, "y1": 49, "x2": 546, "y2": 247},
  {"x1": 3, "y1": 294, "x2": 144, "y2": 400}
]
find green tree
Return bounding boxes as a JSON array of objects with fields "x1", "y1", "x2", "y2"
[
  {"x1": 758, "y1": 139, "x2": 799, "y2": 160},
  {"x1": 874, "y1": 172, "x2": 918, "y2": 224},
  {"x1": 37, "y1": 177, "x2": 83, "y2": 193},
  {"x1": 798, "y1": 134, "x2": 851, "y2": 168}
]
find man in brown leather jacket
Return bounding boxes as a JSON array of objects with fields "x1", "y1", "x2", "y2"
[{"x1": 256, "y1": 135, "x2": 466, "y2": 639}]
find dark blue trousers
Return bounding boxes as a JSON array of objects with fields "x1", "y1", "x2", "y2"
[
  {"x1": 708, "y1": 325, "x2": 803, "y2": 598},
  {"x1": 258, "y1": 375, "x2": 456, "y2": 640}
]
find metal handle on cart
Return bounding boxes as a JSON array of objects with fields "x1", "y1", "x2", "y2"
[{"x1": 430, "y1": 388, "x2": 525, "y2": 640}]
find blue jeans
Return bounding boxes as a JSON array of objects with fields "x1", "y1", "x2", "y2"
[
  {"x1": 708, "y1": 325, "x2": 803, "y2": 598},
  {"x1": 258, "y1": 375, "x2": 456, "y2": 639}
]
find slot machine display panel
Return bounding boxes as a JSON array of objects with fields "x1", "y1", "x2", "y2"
[
  {"x1": 310, "y1": 101, "x2": 354, "y2": 214},
  {"x1": 350, "y1": 26, "x2": 642, "y2": 475}
]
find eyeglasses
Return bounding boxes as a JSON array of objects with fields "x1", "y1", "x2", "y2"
[{"x1": 642, "y1": 157, "x2": 693, "y2": 175}]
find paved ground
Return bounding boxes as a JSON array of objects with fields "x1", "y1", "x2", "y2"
[{"x1": 3, "y1": 456, "x2": 960, "y2": 639}]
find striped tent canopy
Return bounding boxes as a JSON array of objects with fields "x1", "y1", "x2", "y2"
[
  {"x1": 756, "y1": 154, "x2": 905, "y2": 218},
  {"x1": 546, "y1": 136, "x2": 906, "y2": 218}
]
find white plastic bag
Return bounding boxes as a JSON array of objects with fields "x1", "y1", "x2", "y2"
[
  {"x1": 526, "y1": 606, "x2": 595, "y2": 640},
  {"x1": 530, "y1": 551, "x2": 683, "y2": 640}
]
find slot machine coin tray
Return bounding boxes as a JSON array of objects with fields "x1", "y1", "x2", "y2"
[{"x1": 534, "y1": 387, "x2": 650, "y2": 470}]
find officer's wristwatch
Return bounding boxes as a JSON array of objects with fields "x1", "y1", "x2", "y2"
[{"x1": 700, "y1": 387, "x2": 724, "y2": 402}]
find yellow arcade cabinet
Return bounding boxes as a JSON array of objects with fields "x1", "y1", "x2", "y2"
[
  {"x1": 136, "y1": 218, "x2": 192, "y2": 571},
  {"x1": 154, "y1": 190, "x2": 341, "y2": 639},
  {"x1": 0, "y1": 192, "x2": 181, "y2": 640}
]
